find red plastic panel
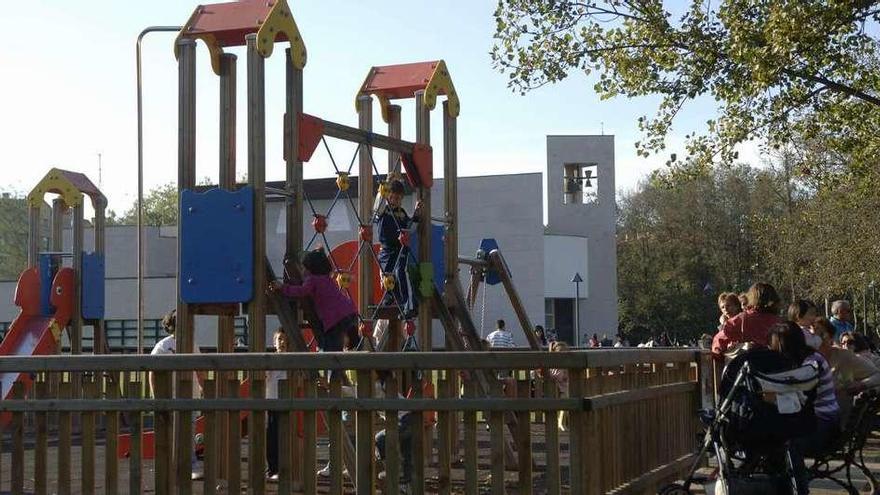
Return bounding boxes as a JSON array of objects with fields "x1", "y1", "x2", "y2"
[
  {"x1": 183, "y1": 1, "x2": 289, "y2": 48},
  {"x1": 13, "y1": 268, "x2": 40, "y2": 316},
  {"x1": 361, "y1": 61, "x2": 442, "y2": 100},
  {"x1": 401, "y1": 144, "x2": 434, "y2": 189}
]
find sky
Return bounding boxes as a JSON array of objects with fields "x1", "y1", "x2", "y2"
[{"x1": 0, "y1": 1, "x2": 758, "y2": 216}]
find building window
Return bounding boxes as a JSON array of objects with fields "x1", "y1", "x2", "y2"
[
  {"x1": 563, "y1": 163, "x2": 599, "y2": 205},
  {"x1": 544, "y1": 298, "x2": 575, "y2": 345}
]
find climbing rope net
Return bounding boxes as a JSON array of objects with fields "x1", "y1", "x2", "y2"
[{"x1": 295, "y1": 135, "x2": 421, "y2": 352}]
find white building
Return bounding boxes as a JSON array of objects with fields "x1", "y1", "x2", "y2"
[{"x1": 0, "y1": 136, "x2": 617, "y2": 349}]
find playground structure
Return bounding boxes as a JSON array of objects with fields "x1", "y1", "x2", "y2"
[
  {"x1": 159, "y1": 0, "x2": 547, "y2": 492},
  {"x1": 0, "y1": 168, "x2": 106, "y2": 422}
]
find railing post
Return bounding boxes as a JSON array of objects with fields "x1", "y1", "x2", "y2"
[
  {"x1": 568, "y1": 367, "x2": 588, "y2": 494},
  {"x1": 356, "y1": 369, "x2": 375, "y2": 495}
]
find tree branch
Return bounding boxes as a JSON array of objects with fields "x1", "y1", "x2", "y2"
[{"x1": 780, "y1": 68, "x2": 880, "y2": 106}]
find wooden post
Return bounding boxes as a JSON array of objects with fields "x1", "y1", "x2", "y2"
[
  {"x1": 442, "y1": 100, "x2": 458, "y2": 296},
  {"x1": 104, "y1": 373, "x2": 120, "y2": 491},
  {"x1": 278, "y1": 377, "x2": 293, "y2": 493},
  {"x1": 35, "y1": 379, "x2": 48, "y2": 495},
  {"x1": 218, "y1": 51, "x2": 238, "y2": 483},
  {"x1": 543, "y1": 379, "x2": 561, "y2": 495},
  {"x1": 283, "y1": 52, "x2": 306, "y2": 490},
  {"x1": 384, "y1": 374, "x2": 401, "y2": 495},
  {"x1": 437, "y1": 376, "x2": 452, "y2": 495},
  {"x1": 516, "y1": 380, "x2": 532, "y2": 495},
  {"x1": 155, "y1": 371, "x2": 173, "y2": 495},
  {"x1": 463, "y1": 379, "x2": 478, "y2": 495},
  {"x1": 356, "y1": 369, "x2": 375, "y2": 495},
  {"x1": 127, "y1": 376, "x2": 143, "y2": 495},
  {"x1": 81, "y1": 377, "x2": 97, "y2": 495},
  {"x1": 58, "y1": 381, "x2": 72, "y2": 495},
  {"x1": 246, "y1": 32, "x2": 268, "y2": 495},
  {"x1": 303, "y1": 374, "x2": 318, "y2": 495},
  {"x1": 176, "y1": 36, "x2": 197, "y2": 495},
  {"x1": 226, "y1": 377, "x2": 242, "y2": 493},
  {"x1": 11, "y1": 382, "x2": 24, "y2": 494},
  {"x1": 329, "y1": 375, "x2": 345, "y2": 495},
  {"x1": 489, "y1": 379, "x2": 505, "y2": 495},
  {"x1": 71, "y1": 203, "x2": 84, "y2": 395},
  {"x1": 414, "y1": 90, "x2": 432, "y2": 351},
  {"x1": 357, "y1": 95, "x2": 374, "y2": 318},
  {"x1": 204, "y1": 379, "x2": 218, "y2": 495},
  {"x1": 408, "y1": 371, "x2": 424, "y2": 495}
]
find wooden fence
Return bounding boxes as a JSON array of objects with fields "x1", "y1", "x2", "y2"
[{"x1": 0, "y1": 349, "x2": 712, "y2": 494}]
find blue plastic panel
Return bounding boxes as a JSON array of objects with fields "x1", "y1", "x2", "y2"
[
  {"x1": 180, "y1": 186, "x2": 254, "y2": 303},
  {"x1": 479, "y1": 238, "x2": 502, "y2": 286},
  {"x1": 410, "y1": 223, "x2": 446, "y2": 293},
  {"x1": 81, "y1": 252, "x2": 105, "y2": 320},
  {"x1": 38, "y1": 254, "x2": 55, "y2": 316}
]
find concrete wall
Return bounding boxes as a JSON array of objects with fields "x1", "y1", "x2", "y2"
[{"x1": 545, "y1": 136, "x2": 619, "y2": 340}]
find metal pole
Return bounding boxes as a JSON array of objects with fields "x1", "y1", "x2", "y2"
[
  {"x1": 574, "y1": 281, "x2": 581, "y2": 347},
  {"x1": 136, "y1": 26, "x2": 182, "y2": 356},
  {"x1": 246, "y1": 33, "x2": 267, "y2": 495},
  {"x1": 414, "y1": 90, "x2": 432, "y2": 352},
  {"x1": 175, "y1": 36, "x2": 197, "y2": 495}
]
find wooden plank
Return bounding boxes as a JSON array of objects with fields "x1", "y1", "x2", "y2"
[
  {"x1": 226, "y1": 377, "x2": 241, "y2": 494},
  {"x1": 290, "y1": 372, "x2": 303, "y2": 490},
  {"x1": 58, "y1": 381, "x2": 72, "y2": 495},
  {"x1": 105, "y1": 373, "x2": 120, "y2": 495},
  {"x1": 584, "y1": 382, "x2": 697, "y2": 411},
  {"x1": 356, "y1": 369, "x2": 374, "y2": 495},
  {"x1": 11, "y1": 382, "x2": 24, "y2": 495},
  {"x1": 607, "y1": 453, "x2": 699, "y2": 495},
  {"x1": 0, "y1": 396, "x2": 582, "y2": 413},
  {"x1": 127, "y1": 376, "x2": 143, "y2": 495},
  {"x1": 384, "y1": 374, "x2": 400, "y2": 495},
  {"x1": 542, "y1": 379, "x2": 560, "y2": 495},
  {"x1": 0, "y1": 350, "x2": 599, "y2": 372},
  {"x1": 204, "y1": 379, "x2": 218, "y2": 495},
  {"x1": 437, "y1": 377, "x2": 452, "y2": 495},
  {"x1": 329, "y1": 374, "x2": 344, "y2": 495},
  {"x1": 82, "y1": 377, "x2": 97, "y2": 495},
  {"x1": 463, "y1": 379, "x2": 478, "y2": 495},
  {"x1": 302, "y1": 374, "x2": 318, "y2": 495},
  {"x1": 583, "y1": 349, "x2": 698, "y2": 368},
  {"x1": 516, "y1": 380, "x2": 532, "y2": 495},
  {"x1": 489, "y1": 380, "x2": 505, "y2": 495},
  {"x1": 35, "y1": 379, "x2": 48, "y2": 495},
  {"x1": 176, "y1": 372, "x2": 194, "y2": 495}
]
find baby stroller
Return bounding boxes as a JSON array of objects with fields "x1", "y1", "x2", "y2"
[{"x1": 660, "y1": 347, "x2": 819, "y2": 495}]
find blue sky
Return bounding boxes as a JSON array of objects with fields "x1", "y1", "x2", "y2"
[{"x1": 0, "y1": 1, "x2": 754, "y2": 215}]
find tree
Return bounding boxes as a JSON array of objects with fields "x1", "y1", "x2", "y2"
[
  {"x1": 120, "y1": 182, "x2": 178, "y2": 226},
  {"x1": 0, "y1": 194, "x2": 30, "y2": 280},
  {"x1": 492, "y1": 1, "x2": 880, "y2": 167}
]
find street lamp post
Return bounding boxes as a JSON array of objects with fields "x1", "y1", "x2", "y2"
[{"x1": 572, "y1": 272, "x2": 583, "y2": 347}]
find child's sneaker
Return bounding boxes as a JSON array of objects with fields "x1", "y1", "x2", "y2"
[{"x1": 317, "y1": 464, "x2": 349, "y2": 478}]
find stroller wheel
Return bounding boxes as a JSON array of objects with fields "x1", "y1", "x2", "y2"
[{"x1": 658, "y1": 483, "x2": 690, "y2": 495}]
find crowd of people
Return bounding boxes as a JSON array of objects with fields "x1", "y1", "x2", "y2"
[{"x1": 709, "y1": 282, "x2": 880, "y2": 494}]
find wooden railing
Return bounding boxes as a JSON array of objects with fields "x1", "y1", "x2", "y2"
[{"x1": 0, "y1": 349, "x2": 712, "y2": 494}]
